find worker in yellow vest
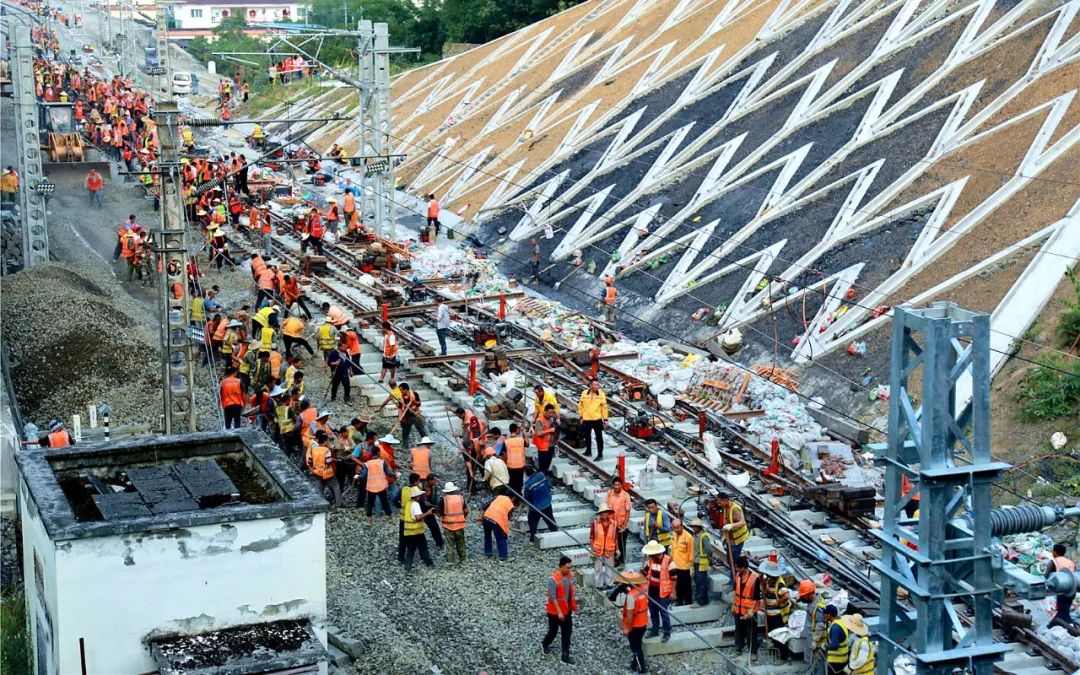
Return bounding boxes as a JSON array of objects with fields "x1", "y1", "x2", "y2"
[
  {"x1": 641, "y1": 498, "x2": 673, "y2": 550},
  {"x1": 823, "y1": 605, "x2": 847, "y2": 674},
  {"x1": 760, "y1": 552, "x2": 793, "y2": 661},
  {"x1": 402, "y1": 485, "x2": 434, "y2": 571},
  {"x1": 716, "y1": 493, "x2": 749, "y2": 573},
  {"x1": 844, "y1": 614, "x2": 874, "y2": 675}
]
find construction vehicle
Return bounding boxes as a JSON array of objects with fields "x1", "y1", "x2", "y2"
[
  {"x1": 38, "y1": 103, "x2": 110, "y2": 175},
  {"x1": 144, "y1": 45, "x2": 165, "y2": 75}
]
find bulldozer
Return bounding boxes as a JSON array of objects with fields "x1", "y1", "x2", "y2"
[{"x1": 38, "y1": 103, "x2": 110, "y2": 175}]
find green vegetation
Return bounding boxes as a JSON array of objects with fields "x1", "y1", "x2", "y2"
[
  {"x1": 182, "y1": 0, "x2": 587, "y2": 81},
  {"x1": 1, "y1": 585, "x2": 31, "y2": 675},
  {"x1": 1016, "y1": 267, "x2": 1080, "y2": 421}
]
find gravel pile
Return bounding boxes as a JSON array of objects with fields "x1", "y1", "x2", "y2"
[{"x1": 0, "y1": 263, "x2": 164, "y2": 428}]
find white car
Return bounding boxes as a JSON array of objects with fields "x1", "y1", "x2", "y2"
[{"x1": 171, "y1": 71, "x2": 200, "y2": 96}]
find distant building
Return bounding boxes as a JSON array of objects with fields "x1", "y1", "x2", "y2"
[
  {"x1": 15, "y1": 430, "x2": 329, "y2": 675},
  {"x1": 171, "y1": 0, "x2": 307, "y2": 37}
]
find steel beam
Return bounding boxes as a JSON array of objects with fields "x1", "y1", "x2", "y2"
[
  {"x1": 353, "y1": 292, "x2": 527, "y2": 319},
  {"x1": 12, "y1": 31, "x2": 48, "y2": 268},
  {"x1": 153, "y1": 101, "x2": 197, "y2": 434},
  {"x1": 153, "y1": 0, "x2": 173, "y2": 95}
]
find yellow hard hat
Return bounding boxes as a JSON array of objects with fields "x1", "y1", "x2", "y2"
[{"x1": 484, "y1": 339, "x2": 497, "y2": 348}]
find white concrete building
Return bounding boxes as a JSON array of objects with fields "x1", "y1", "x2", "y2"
[
  {"x1": 172, "y1": 0, "x2": 306, "y2": 32},
  {"x1": 16, "y1": 430, "x2": 329, "y2": 675}
]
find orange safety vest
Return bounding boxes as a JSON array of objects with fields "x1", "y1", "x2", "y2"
[
  {"x1": 87, "y1": 173, "x2": 102, "y2": 190},
  {"x1": 306, "y1": 444, "x2": 334, "y2": 479},
  {"x1": 365, "y1": 458, "x2": 389, "y2": 492},
  {"x1": 504, "y1": 436, "x2": 526, "y2": 469},
  {"x1": 299, "y1": 408, "x2": 318, "y2": 442},
  {"x1": 251, "y1": 256, "x2": 267, "y2": 278},
  {"x1": 604, "y1": 285, "x2": 617, "y2": 305},
  {"x1": 344, "y1": 330, "x2": 361, "y2": 357},
  {"x1": 326, "y1": 203, "x2": 339, "y2": 221},
  {"x1": 269, "y1": 351, "x2": 282, "y2": 379},
  {"x1": 590, "y1": 518, "x2": 617, "y2": 558},
  {"x1": 310, "y1": 216, "x2": 324, "y2": 238},
  {"x1": 213, "y1": 319, "x2": 230, "y2": 342},
  {"x1": 343, "y1": 193, "x2": 355, "y2": 213},
  {"x1": 441, "y1": 493, "x2": 466, "y2": 531},
  {"x1": 410, "y1": 446, "x2": 431, "y2": 479},
  {"x1": 622, "y1": 587, "x2": 649, "y2": 630},
  {"x1": 1053, "y1": 556, "x2": 1076, "y2": 573},
  {"x1": 48, "y1": 430, "x2": 70, "y2": 447},
  {"x1": 545, "y1": 571, "x2": 578, "y2": 615},
  {"x1": 532, "y1": 415, "x2": 553, "y2": 451},
  {"x1": 383, "y1": 333, "x2": 398, "y2": 359},
  {"x1": 733, "y1": 571, "x2": 761, "y2": 618},
  {"x1": 257, "y1": 268, "x2": 275, "y2": 290},
  {"x1": 427, "y1": 199, "x2": 440, "y2": 219},
  {"x1": 483, "y1": 495, "x2": 514, "y2": 534},
  {"x1": 328, "y1": 305, "x2": 348, "y2": 327},
  {"x1": 646, "y1": 555, "x2": 674, "y2": 598},
  {"x1": 607, "y1": 490, "x2": 631, "y2": 529},
  {"x1": 220, "y1": 376, "x2": 244, "y2": 408}
]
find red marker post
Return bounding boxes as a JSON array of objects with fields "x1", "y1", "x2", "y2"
[{"x1": 468, "y1": 358, "x2": 478, "y2": 396}]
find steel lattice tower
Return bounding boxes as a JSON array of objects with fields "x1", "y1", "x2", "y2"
[{"x1": 874, "y1": 302, "x2": 1010, "y2": 674}]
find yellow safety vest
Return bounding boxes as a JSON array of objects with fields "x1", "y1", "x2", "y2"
[
  {"x1": 695, "y1": 531, "x2": 712, "y2": 572},
  {"x1": 764, "y1": 577, "x2": 792, "y2": 620},
  {"x1": 724, "y1": 502, "x2": 749, "y2": 544},
  {"x1": 827, "y1": 620, "x2": 850, "y2": 664},
  {"x1": 190, "y1": 297, "x2": 206, "y2": 322},
  {"x1": 275, "y1": 403, "x2": 294, "y2": 433},
  {"x1": 317, "y1": 324, "x2": 337, "y2": 350},
  {"x1": 851, "y1": 636, "x2": 875, "y2": 675},
  {"x1": 403, "y1": 492, "x2": 424, "y2": 536},
  {"x1": 644, "y1": 510, "x2": 673, "y2": 548}
]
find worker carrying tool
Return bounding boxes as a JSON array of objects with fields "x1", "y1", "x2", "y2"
[
  {"x1": 714, "y1": 492, "x2": 749, "y2": 575},
  {"x1": 759, "y1": 552, "x2": 794, "y2": 661},
  {"x1": 601, "y1": 275, "x2": 617, "y2": 325}
]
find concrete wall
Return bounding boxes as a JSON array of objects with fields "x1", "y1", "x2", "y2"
[
  {"x1": 35, "y1": 512, "x2": 325, "y2": 674},
  {"x1": 19, "y1": 475, "x2": 60, "y2": 675}
]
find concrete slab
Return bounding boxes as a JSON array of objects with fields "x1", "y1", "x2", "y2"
[
  {"x1": 537, "y1": 527, "x2": 591, "y2": 550},
  {"x1": 643, "y1": 626, "x2": 731, "y2": 656}
]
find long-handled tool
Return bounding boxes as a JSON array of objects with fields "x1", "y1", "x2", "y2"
[{"x1": 553, "y1": 264, "x2": 581, "y2": 291}]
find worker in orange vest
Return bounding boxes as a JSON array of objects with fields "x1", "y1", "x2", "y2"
[
  {"x1": 606, "y1": 477, "x2": 632, "y2": 566},
  {"x1": 342, "y1": 190, "x2": 356, "y2": 225},
  {"x1": 590, "y1": 504, "x2": 618, "y2": 589},
  {"x1": 436, "y1": 481, "x2": 468, "y2": 565},
  {"x1": 44, "y1": 420, "x2": 73, "y2": 447},
  {"x1": 532, "y1": 404, "x2": 558, "y2": 474},
  {"x1": 306, "y1": 430, "x2": 341, "y2": 507},
  {"x1": 503, "y1": 422, "x2": 528, "y2": 494},
  {"x1": 426, "y1": 193, "x2": 441, "y2": 239},
  {"x1": 360, "y1": 445, "x2": 396, "y2": 523},
  {"x1": 617, "y1": 570, "x2": 650, "y2": 673},
  {"x1": 542, "y1": 555, "x2": 578, "y2": 665},
  {"x1": 410, "y1": 436, "x2": 434, "y2": 480},
  {"x1": 732, "y1": 555, "x2": 762, "y2": 660},
  {"x1": 640, "y1": 540, "x2": 673, "y2": 641},
  {"x1": 324, "y1": 197, "x2": 340, "y2": 240},
  {"x1": 220, "y1": 367, "x2": 245, "y2": 429},
  {"x1": 602, "y1": 275, "x2": 617, "y2": 325},
  {"x1": 85, "y1": 168, "x2": 103, "y2": 208},
  {"x1": 481, "y1": 494, "x2": 515, "y2": 561},
  {"x1": 1047, "y1": 543, "x2": 1076, "y2": 626},
  {"x1": 380, "y1": 321, "x2": 399, "y2": 384}
]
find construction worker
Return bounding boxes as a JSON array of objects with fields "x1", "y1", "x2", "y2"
[
  {"x1": 342, "y1": 190, "x2": 357, "y2": 227},
  {"x1": 642, "y1": 498, "x2": 673, "y2": 550},
  {"x1": 410, "y1": 436, "x2": 434, "y2": 481},
  {"x1": 606, "y1": 477, "x2": 632, "y2": 566},
  {"x1": 760, "y1": 552, "x2": 793, "y2": 661},
  {"x1": 401, "y1": 485, "x2": 434, "y2": 571},
  {"x1": 220, "y1": 367, "x2": 245, "y2": 429},
  {"x1": 396, "y1": 382, "x2": 426, "y2": 448},
  {"x1": 844, "y1": 614, "x2": 874, "y2": 675},
  {"x1": 590, "y1": 504, "x2": 618, "y2": 589},
  {"x1": 732, "y1": 556, "x2": 761, "y2": 661},
  {"x1": 380, "y1": 321, "x2": 399, "y2": 384},
  {"x1": 602, "y1": 275, "x2": 617, "y2": 325},
  {"x1": 433, "y1": 296, "x2": 451, "y2": 356},
  {"x1": 360, "y1": 445, "x2": 395, "y2": 523},
  {"x1": 577, "y1": 377, "x2": 608, "y2": 458},
  {"x1": 690, "y1": 518, "x2": 713, "y2": 605},
  {"x1": 716, "y1": 492, "x2": 750, "y2": 573},
  {"x1": 799, "y1": 579, "x2": 827, "y2": 668},
  {"x1": 823, "y1": 605, "x2": 848, "y2": 674},
  {"x1": 321, "y1": 302, "x2": 349, "y2": 329},
  {"x1": 85, "y1": 167, "x2": 103, "y2": 207},
  {"x1": 316, "y1": 318, "x2": 338, "y2": 363},
  {"x1": 325, "y1": 342, "x2": 354, "y2": 403},
  {"x1": 324, "y1": 197, "x2": 340, "y2": 239},
  {"x1": 532, "y1": 404, "x2": 558, "y2": 474},
  {"x1": 503, "y1": 422, "x2": 527, "y2": 494},
  {"x1": 523, "y1": 465, "x2": 558, "y2": 541},
  {"x1": 280, "y1": 315, "x2": 314, "y2": 359},
  {"x1": 251, "y1": 123, "x2": 264, "y2": 147},
  {"x1": 482, "y1": 494, "x2": 515, "y2": 561},
  {"x1": 483, "y1": 440, "x2": 510, "y2": 495},
  {"x1": 426, "y1": 193, "x2": 441, "y2": 239},
  {"x1": 436, "y1": 481, "x2": 468, "y2": 565},
  {"x1": 119, "y1": 226, "x2": 140, "y2": 280},
  {"x1": 670, "y1": 518, "x2": 694, "y2": 605},
  {"x1": 542, "y1": 555, "x2": 577, "y2": 665},
  {"x1": 1, "y1": 166, "x2": 19, "y2": 204},
  {"x1": 1047, "y1": 543, "x2": 1076, "y2": 626},
  {"x1": 306, "y1": 430, "x2": 341, "y2": 507},
  {"x1": 533, "y1": 384, "x2": 560, "y2": 417},
  {"x1": 282, "y1": 274, "x2": 313, "y2": 320},
  {"x1": 618, "y1": 570, "x2": 650, "y2": 673},
  {"x1": 640, "y1": 539, "x2": 673, "y2": 642},
  {"x1": 45, "y1": 420, "x2": 73, "y2": 447}
]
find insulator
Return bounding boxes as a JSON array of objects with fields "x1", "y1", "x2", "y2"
[
  {"x1": 186, "y1": 117, "x2": 223, "y2": 128},
  {"x1": 989, "y1": 505, "x2": 1059, "y2": 536}
]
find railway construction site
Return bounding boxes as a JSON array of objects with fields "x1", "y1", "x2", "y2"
[{"x1": 0, "y1": 0, "x2": 1079, "y2": 674}]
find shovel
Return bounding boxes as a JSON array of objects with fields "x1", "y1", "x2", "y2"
[{"x1": 553, "y1": 264, "x2": 581, "y2": 291}]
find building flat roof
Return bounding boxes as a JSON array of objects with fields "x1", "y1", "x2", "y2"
[
  {"x1": 149, "y1": 619, "x2": 327, "y2": 674},
  {"x1": 16, "y1": 430, "x2": 328, "y2": 541},
  {"x1": 176, "y1": 0, "x2": 299, "y2": 6}
]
